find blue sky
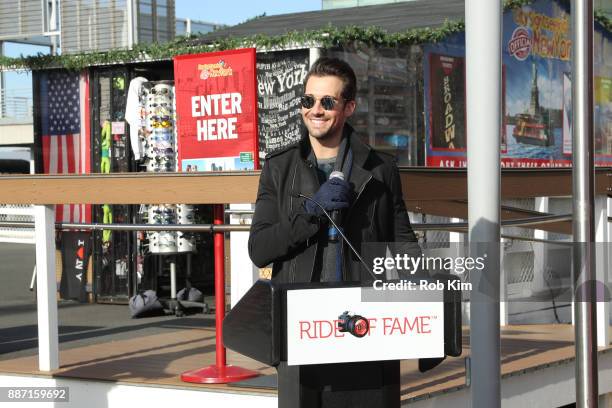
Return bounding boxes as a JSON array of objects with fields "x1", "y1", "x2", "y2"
[{"x1": 175, "y1": 0, "x2": 320, "y2": 25}]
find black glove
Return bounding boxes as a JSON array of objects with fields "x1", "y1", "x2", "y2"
[{"x1": 303, "y1": 177, "x2": 351, "y2": 215}]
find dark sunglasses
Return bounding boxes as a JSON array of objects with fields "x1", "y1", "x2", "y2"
[
  {"x1": 152, "y1": 147, "x2": 174, "y2": 154},
  {"x1": 153, "y1": 208, "x2": 174, "y2": 214},
  {"x1": 149, "y1": 102, "x2": 170, "y2": 107},
  {"x1": 300, "y1": 94, "x2": 343, "y2": 111},
  {"x1": 150, "y1": 165, "x2": 174, "y2": 172},
  {"x1": 150, "y1": 87, "x2": 171, "y2": 95},
  {"x1": 152, "y1": 214, "x2": 175, "y2": 224},
  {"x1": 151, "y1": 155, "x2": 174, "y2": 163}
]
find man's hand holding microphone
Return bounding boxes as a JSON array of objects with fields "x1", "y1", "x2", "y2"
[{"x1": 303, "y1": 171, "x2": 350, "y2": 242}]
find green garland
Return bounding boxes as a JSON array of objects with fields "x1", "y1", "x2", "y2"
[
  {"x1": 0, "y1": 0, "x2": 609, "y2": 71},
  {"x1": 0, "y1": 20, "x2": 465, "y2": 71},
  {"x1": 503, "y1": 0, "x2": 535, "y2": 9},
  {"x1": 595, "y1": 10, "x2": 612, "y2": 32}
]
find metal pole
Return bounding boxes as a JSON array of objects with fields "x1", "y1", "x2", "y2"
[
  {"x1": 50, "y1": 28, "x2": 57, "y2": 56},
  {"x1": 213, "y1": 204, "x2": 226, "y2": 368},
  {"x1": 572, "y1": 0, "x2": 599, "y2": 406},
  {"x1": 126, "y1": 0, "x2": 134, "y2": 48},
  {"x1": 170, "y1": 260, "x2": 177, "y2": 300},
  {"x1": 0, "y1": 41, "x2": 4, "y2": 119},
  {"x1": 466, "y1": 0, "x2": 502, "y2": 407},
  {"x1": 0, "y1": 212, "x2": 573, "y2": 232},
  {"x1": 132, "y1": 0, "x2": 138, "y2": 46}
]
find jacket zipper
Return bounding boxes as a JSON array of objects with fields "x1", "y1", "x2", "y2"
[{"x1": 289, "y1": 161, "x2": 299, "y2": 283}]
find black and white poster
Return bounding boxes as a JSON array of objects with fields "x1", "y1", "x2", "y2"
[
  {"x1": 60, "y1": 231, "x2": 92, "y2": 302},
  {"x1": 257, "y1": 49, "x2": 309, "y2": 158}
]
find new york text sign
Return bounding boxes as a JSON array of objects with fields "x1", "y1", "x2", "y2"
[
  {"x1": 286, "y1": 287, "x2": 444, "y2": 365},
  {"x1": 174, "y1": 48, "x2": 259, "y2": 171}
]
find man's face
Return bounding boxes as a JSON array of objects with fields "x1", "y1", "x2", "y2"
[{"x1": 301, "y1": 75, "x2": 356, "y2": 142}]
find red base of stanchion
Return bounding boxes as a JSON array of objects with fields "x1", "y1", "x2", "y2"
[{"x1": 181, "y1": 365, "x2": 260, "y2": 384}]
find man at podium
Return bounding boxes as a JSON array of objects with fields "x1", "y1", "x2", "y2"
[
  {"x1": 247, "y1": 57, "x2": 420, "y2": 408},
  {"x1": 249, "y1": 56, "x2": 419, "y2": 284}
]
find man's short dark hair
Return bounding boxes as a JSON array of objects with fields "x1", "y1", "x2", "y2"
[{"x1": 304, "y1": 57, "x2": 357, "y2": 101}]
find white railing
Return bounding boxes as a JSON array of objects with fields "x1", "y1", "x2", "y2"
[{"x1": 0, "y1": 204, "x2": 35, "y2": 243}]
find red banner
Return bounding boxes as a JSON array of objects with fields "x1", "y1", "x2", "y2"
[{"x1": 174, "y1": 48, "x2": 259, "y2": 171}]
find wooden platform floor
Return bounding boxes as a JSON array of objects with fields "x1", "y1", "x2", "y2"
[{"x1": 0, "y1": 322, "x2": 610, "y2": 402}]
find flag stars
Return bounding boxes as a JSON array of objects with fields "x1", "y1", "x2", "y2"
[{"x1": 44, "y1": 72, "x2": 81, "y2": 134}]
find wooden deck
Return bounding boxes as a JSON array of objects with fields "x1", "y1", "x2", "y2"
[{"x1": 0, "y1": 323, "x2": 610, "y2": 403}]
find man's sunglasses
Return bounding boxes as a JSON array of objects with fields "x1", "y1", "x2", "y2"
[{"x1": 300, "y1": 94, "x2": 343, "y2": 111}]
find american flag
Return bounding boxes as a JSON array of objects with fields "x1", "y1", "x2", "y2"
[{"x1": 40, "y1": 70, "x2": 91, "y2": 223}]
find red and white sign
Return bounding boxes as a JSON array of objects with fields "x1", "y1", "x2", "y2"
[
  {"x1": 173, "y1": 48, "x2": 259, "y2": 171},
  {"x1": 508, "y1": 26, "x2": 532, "y2": 61},
  {"x1": 286, "y1": 287, "x2": 444, "y2": 366}
]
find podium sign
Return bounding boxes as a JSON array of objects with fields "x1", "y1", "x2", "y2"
[{"x1": 286, "y1": 287, "x2": 444, "y2": 366}]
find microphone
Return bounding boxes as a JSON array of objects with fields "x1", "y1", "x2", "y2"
[
  {"x1": 327, "y1": 171, "x2": 345, "y2": 243},
  {"x1": 294, "y1": 192, "x2": 377, "y2": 281}
]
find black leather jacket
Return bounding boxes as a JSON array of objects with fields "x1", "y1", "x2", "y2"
[{"x1": 248, "y1": 125, "x2": 419, "y2": 283}]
